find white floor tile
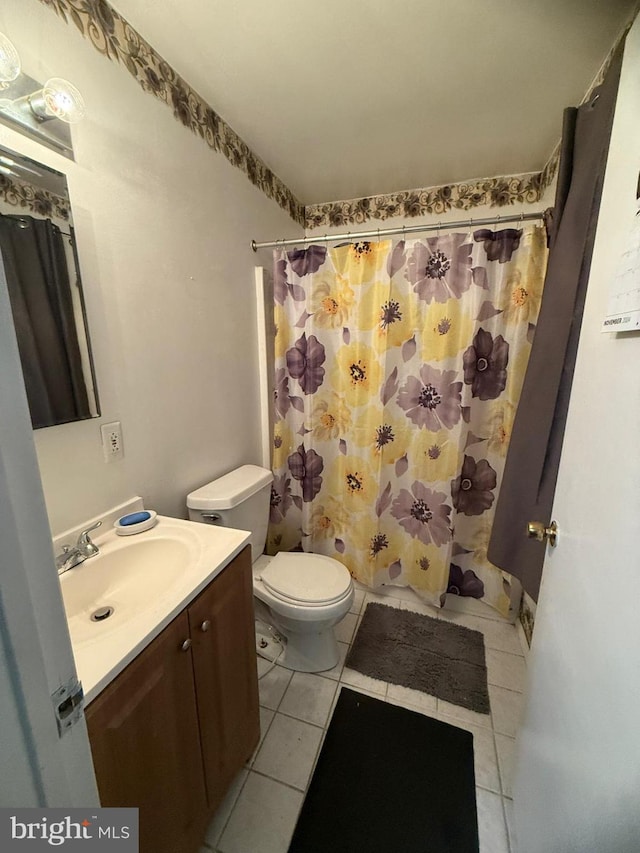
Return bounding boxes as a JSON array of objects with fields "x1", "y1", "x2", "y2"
[
  {"x1": 486, "y1": 648, "x2": 527, "y2": 692},
  {"x1": 398, "y1": 599, "x2": 441, "y2": 619},
  {"x1": 247, "y1": 707, "x2": 275, "y2": 767},
  {"x1": 258, "y1": 665, "x2": 292, "y2": 711},
  {"x1": 489, "y1": 686, "x2": 525, "y2": 738},
  {"x1": 439, "y1": 714, "x2": 500, "y2": 794},
  {"x1": 217, "y1": 771, "x2": 303, "y2": 853},
  {"x1": 495, "y1": 733, "x2": 516, "y2": 798},
  {"x1": 279, "y1": 671, "x2": 338, "y2": 728},
  {"x1": 204, "y1": 768, "x2": 248, "y2": 848},
  {"x1": 241, "y1": 592, "x2": 526, "y2": 853},
  {"x1": 362, "y1": 591, "x2": 402, "y2": 609},
  {"x1": 386, "y1": 683, "x2": 437, "y2": 716},
  {"x1": 476, "y1": 619, "x2": 523, "y2": 656},
  {"x1": 476, "y1": 787, "x2": 510, "y2": 853},
  {"x1": 437, "y1": 698, "x2": 492, "y2": 730},
  {"x1": 318, "y1": 641, "x2": 348, "y2": 681},
  {"x1": 350, "y1": 588, "x2": 365, "y2": 614},
  {"x1": 334, "y1": 611, "x2": 358, "y2": 644},
  {"x1": 504, "y1": 797, "x2": 519, "y2": 852},
  {"x1": 439, "y1": 610, "x2": 522, "y2": 656},
  {"x1": 340, "y1": 666, "x2": 388, "y2": 697},
  {"x1": 253, "y1": 713, "x2": 323, "y2": 791}
]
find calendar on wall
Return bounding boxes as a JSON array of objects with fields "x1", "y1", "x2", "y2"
[{"x1": 602, "y1": 195, "x2": 640, "y2": 332}]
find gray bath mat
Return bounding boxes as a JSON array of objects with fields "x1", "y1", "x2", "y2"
[{"x1": 345, "y1": 603, "x2": 490, "y2": 714}]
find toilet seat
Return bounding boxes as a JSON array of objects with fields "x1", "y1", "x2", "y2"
[{"x1": 259, "y1": 552, "x2": 352, "y2": 607}]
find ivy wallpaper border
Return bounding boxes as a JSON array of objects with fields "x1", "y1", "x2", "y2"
[
  {"x1": 304, "y1": 161, "x2": 558, "y2": 230},
  {"x1": 37, "y1": 0, "x2": 630, "y2": 232},
  {"x1": 519, "y1": 594, "x2": 535, "y2": 647},
  {"x1": 37, "y1": 0, "x2": 306, "y2": 226},
  {"x1": 0, "y1": 172, "x2": 70, "y2": 220}
]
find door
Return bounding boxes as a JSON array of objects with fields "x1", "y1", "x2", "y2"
[
  {"x1": 514, "y1": 18, "x2": 640, "y2": 853},
  {"x1": 0, "y1": 252, "x2": 98, "y2": 807}
]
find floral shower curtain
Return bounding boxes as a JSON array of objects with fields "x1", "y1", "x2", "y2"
[{"x1": 268, "y1": 225, "x2": 547, "y2": 616}]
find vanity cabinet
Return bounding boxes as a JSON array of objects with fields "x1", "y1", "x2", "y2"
[{"x1": 85, "y1": 545, "x2": 259, "y2": 853}]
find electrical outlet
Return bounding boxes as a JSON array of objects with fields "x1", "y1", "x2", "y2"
[{"x1": 101, "y1": 421, "x2": 124, "y2": 462}]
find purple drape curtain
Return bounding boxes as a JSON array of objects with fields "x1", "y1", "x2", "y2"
[{"x1": 488, "y1": 45, "x2": 624, "y2": 600}]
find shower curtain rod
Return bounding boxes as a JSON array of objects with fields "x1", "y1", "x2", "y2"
[{"x1": 251, "y1": 210, "x2": 545, "y2": 251}]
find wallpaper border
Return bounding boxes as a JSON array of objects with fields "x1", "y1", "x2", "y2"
[
  {"x1": 304, "y1": 159, "x2": 558, "y2": 230},
  {"x1": 0, "y1": 171, "x2": 70, "y2": 220},
  {"x1": 37, "y1": 0, "x2": 306, "y2": 226},
  {"x1": 37, "y1": 0, "x2": 629, "y2": 230}
]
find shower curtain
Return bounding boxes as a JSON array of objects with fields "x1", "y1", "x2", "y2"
[{"x1": 267, "y1": 225, "x2": 547, "y2": 615}]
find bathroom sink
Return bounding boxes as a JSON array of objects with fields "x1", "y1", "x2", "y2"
[
  {"x1": 60, "y1": 534, "x2": 198, "y2": 642},
  {"x1": 56, "y1": 507, "x2": 251, "y2": 701}
]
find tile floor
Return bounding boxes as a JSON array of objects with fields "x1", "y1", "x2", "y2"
[{"x1": 201, "y1": 587, "x2": 527, "y2": 853}]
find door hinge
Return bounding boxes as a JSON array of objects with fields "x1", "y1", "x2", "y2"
[{"x1": 52, "y1": 676, "x2": 84, "y2": 737}]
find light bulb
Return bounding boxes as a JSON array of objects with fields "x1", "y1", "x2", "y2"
[
  {"x1": 0, "y1": 32, "x2": 21, "y2": 84},
  {"x1": 39, "y1": 77, "x2": 85, "y2": 123}
]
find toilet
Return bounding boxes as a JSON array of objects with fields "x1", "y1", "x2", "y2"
[{"x1": 187, "y1": 465, "x2": 354, "y2": 672}]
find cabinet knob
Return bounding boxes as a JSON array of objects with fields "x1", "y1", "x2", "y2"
[
  {"x1": 180, "y1": 638, "x2": 192, "y2": 652},
  {"x1": 200, "y1": 620, "x2": 211, "y2": 632}
]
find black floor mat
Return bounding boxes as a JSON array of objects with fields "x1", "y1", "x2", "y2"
[{"x1": 288, "y1": 687, "x2": 479, "y2": 853}]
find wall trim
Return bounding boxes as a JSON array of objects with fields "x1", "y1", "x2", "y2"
[
  {"x1": 38, "y1": 0, "x2": 306, "y2": 226},
  {"x1": 305, "y1": 160, "x2": 558, "y2": 229},
  {"x1": 519, "y1": 593, "x2": 536, "y2": 647},
  {"x1": 36, "y1": 0, "x2": 630, "y2": 231},
  {"x1": 0, "y1": 171, "x2": 70, "y2": 220}
]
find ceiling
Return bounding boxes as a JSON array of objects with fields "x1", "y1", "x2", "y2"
[{"x1": 112, "y1": 0, "x2": 637, "y2": 206}]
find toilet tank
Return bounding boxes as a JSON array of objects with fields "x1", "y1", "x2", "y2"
[{"x1": 186, "y1": 465, "x2": 273, "y2": 563}]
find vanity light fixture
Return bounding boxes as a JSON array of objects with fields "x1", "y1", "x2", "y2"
[
  {"x1": 9, "y1": 77, "x2": 86, "y2": 125},
  {"x1": 0, "y1": 32, "x2": 21, "y2": 86},
  {"x1": 0, "y1": 32, "x2": 85, "y2": 158}
]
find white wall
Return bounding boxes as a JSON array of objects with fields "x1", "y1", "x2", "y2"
[{"x1": 0, "y1": 1, "x2": 301, "y2": 534}]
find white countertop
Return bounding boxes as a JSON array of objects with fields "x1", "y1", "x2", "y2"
[{"x1": 58, "y1": 512, "x2": 251, "y2": 704}]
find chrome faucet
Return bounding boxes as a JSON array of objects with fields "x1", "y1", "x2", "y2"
[{"x1": 56, "y1": 521, "x2": 102, "y2": 575}]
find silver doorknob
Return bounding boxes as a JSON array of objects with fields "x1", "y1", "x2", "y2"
[
  {"x1": 527, "y1": 520, "x2": 558, "y2": 547},
  {"x1": 180, "y1": 638, "x2": 192, "y2": 651},
  {"x1": 200, "y1": 620, "x2": 211, "y2": 632}
]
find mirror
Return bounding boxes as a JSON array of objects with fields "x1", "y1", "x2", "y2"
[{"x1": 0, "y1": 143, "x2": 100, "y2": 428}]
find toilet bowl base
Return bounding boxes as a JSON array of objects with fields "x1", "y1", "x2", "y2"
[{"x1": 275, "y1": 628, "x2": 340, "y2": 673}]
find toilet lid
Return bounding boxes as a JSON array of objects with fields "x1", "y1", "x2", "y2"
[{"x1": 260, "y1": 552, "x2": 352, "y2": 605}]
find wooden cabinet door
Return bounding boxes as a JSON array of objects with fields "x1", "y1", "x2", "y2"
[
  {"x1": 188, "y1": 546, "x2": 260, "y2": 812},
  {"x1": 85, "y1": 611, "x2": 208, "y2": 853}
]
